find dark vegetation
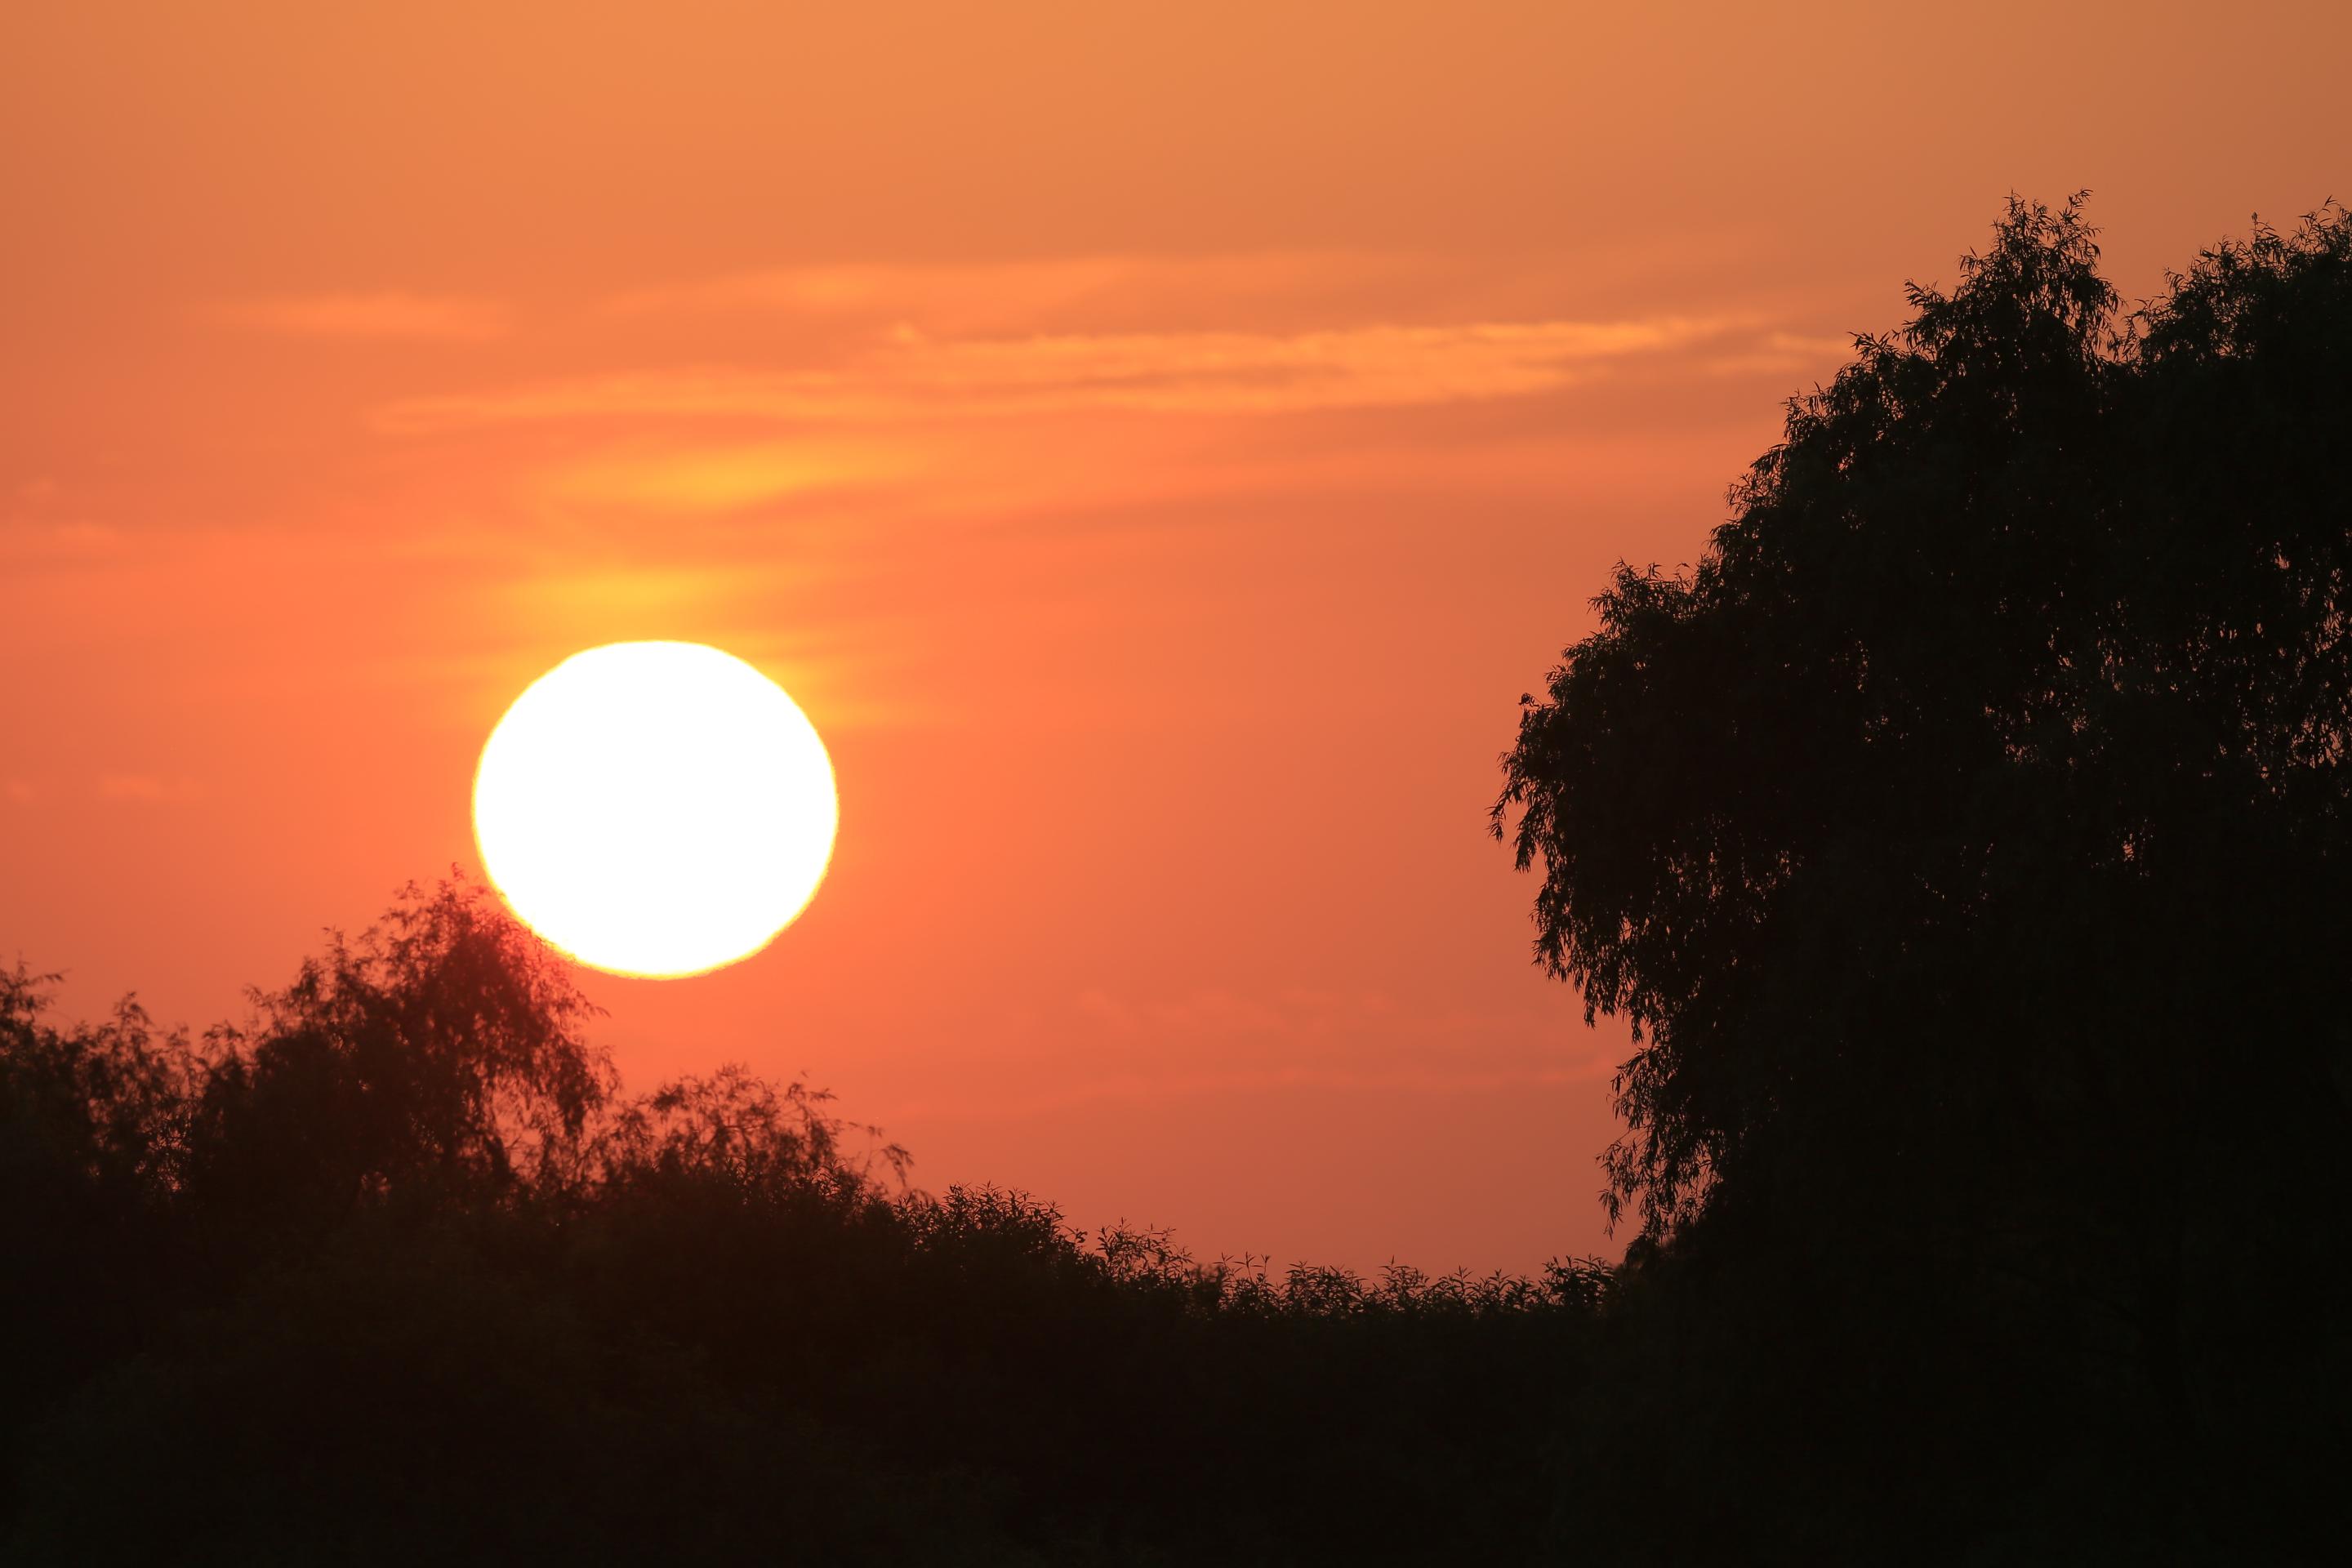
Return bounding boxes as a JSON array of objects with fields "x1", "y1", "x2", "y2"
[
  {"x1": 1, "y1": 885, "x2": 1605, "y2": 1564},
  {"x1": 1500, "y1": 194, "x2": 2352, "y2": 1561},
  {"x1": 7, "y1": 197, "x2": 2348, "y2": 1562}
]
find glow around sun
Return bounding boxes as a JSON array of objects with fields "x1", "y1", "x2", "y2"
[{"x1": 472, "y1": 642, "x2": 839, "y2": 978}]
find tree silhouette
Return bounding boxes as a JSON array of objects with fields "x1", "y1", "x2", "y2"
[
  {"x1": 1499, "y1": 194, "x2": 2352, "y2": 1554},
  {"x1": 182, "y1": 877, "x2": 614, "y2": 1235}
]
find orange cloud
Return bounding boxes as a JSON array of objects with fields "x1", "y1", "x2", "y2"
[
  {"x1": 539, "y1": 440, "x2": 900, "y2": 512},
  {"x1": 604, "y1": 252, "x2": 1431, "y2": 334},
  {"x1": 882, "y1": 1062, "x2": 1605, "y2": 1126},
  {"x1": 214, "y1": 292, "x2": 509, "y2": 341},
  {"x1": 1699, "y1": 329, "x2": 1860, "y2": 378},
  {"x1": 0, "y1": 520, "x2": 120, "y2": 562},
  {"x1": 96, "y1": 773, "x2": 201, "y2": 802},
  {"x1": 376, "y1": 315, "x2": 1738, "y2": 431}
]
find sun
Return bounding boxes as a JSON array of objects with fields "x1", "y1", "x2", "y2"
[{"x1": 472, "y1": 642, "x2": 839, "y2": 978}]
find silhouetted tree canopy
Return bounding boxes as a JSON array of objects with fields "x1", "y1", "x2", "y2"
[
  {"x1": 181, "y1": 881, "x2": 613, "y2": 1234},
  {"x1": 1499, "y1": 194, "x2": 2351, "y2": 1556},
  {"x1": 1501, "y1": 194, "x2": 2350, "y2": 1235}
]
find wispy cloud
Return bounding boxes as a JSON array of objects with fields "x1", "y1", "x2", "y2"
[
  {"x1": 538, "y1": 439, "x2": 899, "y2": 511},
  {"x1": 604, "y1": 252, "x2": 1430, "y2": 333},
  {"x1": 0, "y1": 481, "x2": 121, "y2": 564},
  {"x1": 883, "y1": 1062, "x2": 1607, "y2": 1126},
  {"x1": 96, "y1": 773, "x2": 201, "y2": 803},
  {"x1": 1699, "y1": 328, "x2": 1859, "y2": 378},
  {"x1": 214, "y1": 292, "x2": 509, "y2": 341},
  {"x1": 1, "y1": 521, "x2": 122, "y2": 564},
  {"x1": 377, "y1": 316, "x2": 1738, "y2": 431}
]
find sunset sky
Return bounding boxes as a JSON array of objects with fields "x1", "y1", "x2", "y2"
[{"x1": 5, "y1": 1, "x2": 2345, "y2": 1272}]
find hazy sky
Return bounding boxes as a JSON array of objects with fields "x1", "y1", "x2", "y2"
[{"x1": 5, "y1": 1, "x2": 2345, "y2": 1271}]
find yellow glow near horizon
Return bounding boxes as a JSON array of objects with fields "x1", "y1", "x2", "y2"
[{"x1": 472, "y1": 642, "x2": 839, "y2": 978}]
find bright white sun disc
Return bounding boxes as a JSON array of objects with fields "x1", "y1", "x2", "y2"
[{"x1": 472, "y1": 642, "x2": 839, "y2": 977}]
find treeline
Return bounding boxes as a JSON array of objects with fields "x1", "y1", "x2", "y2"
[{"x1": 1, "y1": 884, "x2": 1605, "y2": 1564}]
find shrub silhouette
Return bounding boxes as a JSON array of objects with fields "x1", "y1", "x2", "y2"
[
  {"x1": 2, "y1": 879, "x2": 1604, "y2": 1564},
  {"x1": 0, "y1": 969, "x2": 193, "y2": 1437}
]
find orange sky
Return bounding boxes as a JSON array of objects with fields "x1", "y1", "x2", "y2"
[{"x1": 5, "y1": 1, "x2": 2345, "y2": 1272}]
